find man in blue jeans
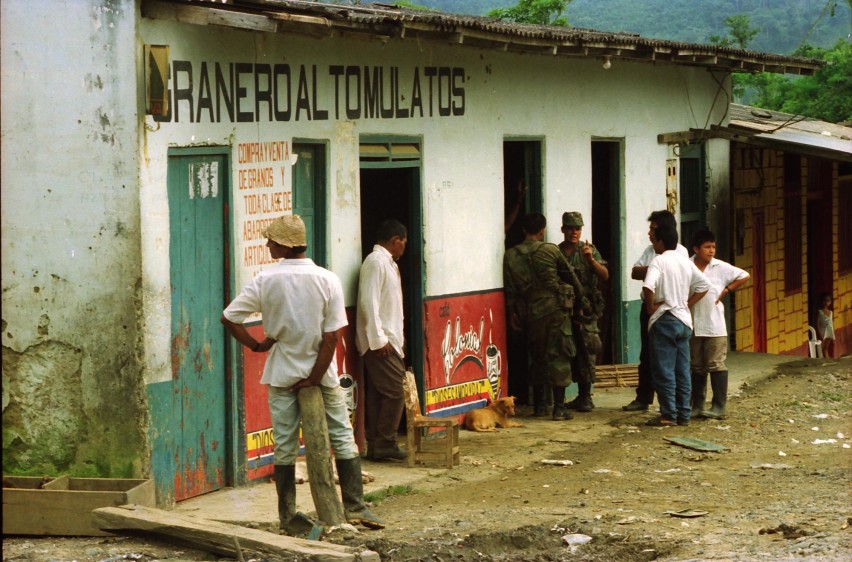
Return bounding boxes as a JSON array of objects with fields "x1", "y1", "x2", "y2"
[{"x1": 642, "y1": 225, "x2": 710, "y2": 426}]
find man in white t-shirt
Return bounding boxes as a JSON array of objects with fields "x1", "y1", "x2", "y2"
[
  {"x1": 222, "y1": 215, "x2": 384, "y2": 532},
  {"x1": 689, "y1": 230, "x2": 750, "y2": 419},
  {"x1": 642, "y1": 225, "x2": 710, "y2": 426},
  {"x1": 623, "y1": 210, "x2": 690, "y2": 412}
]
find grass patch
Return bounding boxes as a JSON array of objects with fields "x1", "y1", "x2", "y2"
[
  {"x1": 364, "y1": 484, "x2": 414, "y2": 504},
  {"x1": 821, "y1": 392, "x2": 844, "y2": 403}
]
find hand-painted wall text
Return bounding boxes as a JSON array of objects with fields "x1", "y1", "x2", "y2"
[
  {"x1": 237, "y1": 140, "x2": 293, "y2": 271},
  {"x1": 155, "y1": 62, "x2": 466, "y2": 123}
]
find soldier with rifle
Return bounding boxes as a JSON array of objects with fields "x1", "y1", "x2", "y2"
[{"x1": 558, "y1": 212, "x2": 608, "y2": 413}]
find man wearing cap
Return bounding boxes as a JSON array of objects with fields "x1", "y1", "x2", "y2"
[
  {"x1": 356, "y1": 219, "x2": 409, "y2": 462},
  {"x1": 558, "y1": 212, "x2": 608, "y2": 413},
  {"x1": 221, "y1": 214, "x2": 384, "y2": 533}
]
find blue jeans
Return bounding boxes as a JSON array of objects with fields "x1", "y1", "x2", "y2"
[{"x1": 649, "y1": 313, "x2": 693, "y2": 421}]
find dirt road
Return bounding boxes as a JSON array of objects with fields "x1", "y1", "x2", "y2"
[{"x1": 4, "y1": 356, "x2": 850, "y2": 561}]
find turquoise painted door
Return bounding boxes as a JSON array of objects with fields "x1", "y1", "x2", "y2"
[
  {"x1": 166, "y1": 152, "x2": 228, "y2": 501},
  {"x1": 293, "y1": 143, "x2": 326, "y2": 265}
]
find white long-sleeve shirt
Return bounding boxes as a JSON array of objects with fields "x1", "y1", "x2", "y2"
[{"x1": 356, "y1": 245, "x2": 405, "y2": 357}]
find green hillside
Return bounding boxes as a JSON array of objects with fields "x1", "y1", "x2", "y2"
[{"x1": 403, "y1": 0, "x2": 851, "y2": 55}]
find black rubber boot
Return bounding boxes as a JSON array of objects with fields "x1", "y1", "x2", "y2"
[
  {"x1": 273, "y1": 465, "x2": 296, "y2": 532},
  {"x1": 532, "y1": 385, "x2": 549, "y2": 417},
  {"x1": 551, "y1": 386, "x2": 573, "y2": 420},
  {"x1": 335, "y1": 457, "x2": 385, "y2": 529},
  {"x1": 691, "y1": 372, "x2": 708, "y2": 418},
  {"x1": 703, "y1": 371, "x2": 728, "y2": 419},
  {"x1": 567, "y1": 382, "x2": 594, "y2": 412}
]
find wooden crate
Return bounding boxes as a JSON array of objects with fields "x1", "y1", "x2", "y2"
[
  {"x1": 3, "y1": 475, "x2": 155, "y2": 536},
  {"x1": 595, "y1": 364, "x2": 639, "y2": 389}
]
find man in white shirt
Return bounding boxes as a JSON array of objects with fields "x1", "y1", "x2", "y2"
[
  {"x1": 623, "y1": 210, "x2": 690, "y2": 412},
  {"x1": 222, "y1": 215, "x2": 384, "y2": 532},
  {"x1": 643, "y1": 225, "x2": 710, "y2": 426},
  {"x1": 689, "y1": 230, "x2": 750, "y2": 419},
  {"x1": 357, "y1": 219, "x2": 408, "y2": 462}
]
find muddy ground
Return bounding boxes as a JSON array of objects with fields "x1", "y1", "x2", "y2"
[{"x1": 4, "y1": 356, "x2": 850, "y2": 561}]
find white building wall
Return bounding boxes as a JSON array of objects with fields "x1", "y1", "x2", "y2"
[
  {"x1": 137, "y1": 18, "x2": 730, "y2": 381},
  {"x1": 1, "y1": 0, "x2": 146, "y2": 475}
]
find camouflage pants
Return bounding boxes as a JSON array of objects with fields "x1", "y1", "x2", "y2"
[
  {"x1": 527, "y1": 311, "x2": 576, "y2": 387},
  {"x1": 571, "y1": 326, "x2": 602, "y2": 384}
]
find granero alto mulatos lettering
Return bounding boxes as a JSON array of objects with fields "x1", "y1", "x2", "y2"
[{"x1": 155, "y1": 61, "x2": 466, "y2": 123}]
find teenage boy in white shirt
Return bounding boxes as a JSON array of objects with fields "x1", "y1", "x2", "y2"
[{"x1": 689, "y1": 230, "x2": 750, "y2": 419}]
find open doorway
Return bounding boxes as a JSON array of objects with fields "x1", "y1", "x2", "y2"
[
  {"x1": 591, "y1": 140, "x2": 623, "y2": 364},
  {"x1": 502, "y1": 139, "x2": 543, "y2": 404},
  {"x1": 806, "y1": 157, "x2": 833, "y2": 327},
  {"x1": 358, "y1": 154, "x2": 424, "y2": 377}
]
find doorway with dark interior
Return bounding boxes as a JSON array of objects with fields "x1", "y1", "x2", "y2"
[
  {"x1": 502, "y1": 139, "x2": 543, "y2": 404},
  {"x1": 359, "y1": 151, "x2": 423, "y2": 438},
  {"x1": 591, "y1": 140, "x2": 623, "y2": 365},
  {"x1": 806, "y1": 156, "x2": 833, "y2": 329}
]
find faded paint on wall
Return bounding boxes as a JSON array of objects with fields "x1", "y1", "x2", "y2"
[{"x1": 1, "y1": 0, "x2": 146, "y2": 477}]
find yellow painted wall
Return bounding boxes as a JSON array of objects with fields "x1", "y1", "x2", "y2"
[{"x1": 732, "y1": 145, "x2": 850, "y2": 356}]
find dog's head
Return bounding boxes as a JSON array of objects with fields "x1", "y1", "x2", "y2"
[{"x1": 493, "y1": 396, "x2": 517, "y2": 417}]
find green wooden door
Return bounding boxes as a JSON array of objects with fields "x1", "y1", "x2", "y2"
[
  {"x1": 293, "y1": 143, "x2": 326, "y2": 265},
  {"x1": 167, "y1": 152, "x2": 228, "y2": 500}
]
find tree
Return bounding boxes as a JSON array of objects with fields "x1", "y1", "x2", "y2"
[
  {"x1": 487, "y1": 0, "x2": 571, "y2": 26},
  {"x1": 708, "y1": 14, "x2": 759, "y2": 49}
]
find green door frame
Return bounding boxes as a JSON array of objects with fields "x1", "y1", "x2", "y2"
[
  {"x1": 292, "y1": 140, "x2": 329, "y2": 267},
  {"x1": 359, "y1": 135, "x2": 425, "y2": 388},
  {"x1": 164, "y1": 145, "x2": 238, "y2": 494},
  {"x1": 503, "y1": 137, "x2": 544, "y2": 214}
]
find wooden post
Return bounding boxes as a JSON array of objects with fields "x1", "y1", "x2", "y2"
[{"x1": 297, "y1": 386, "x2": 345, "y2": 526}]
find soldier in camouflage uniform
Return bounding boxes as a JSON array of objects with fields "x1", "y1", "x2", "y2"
[
  {"x1": 504, "y1": 213, "x2": 553, "y2": 417},
  {"x1": 504, "y1": 213, "x2": 591, "y2": 420},
  {"x1": 559, "y1": 212, "x2": 608, "y2": 413}
]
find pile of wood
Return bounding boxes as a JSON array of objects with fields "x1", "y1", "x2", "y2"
[{"x1": 594, "y1": 364, "x2": 639, "y2": 388}]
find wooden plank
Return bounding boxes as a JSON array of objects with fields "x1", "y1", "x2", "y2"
[
  {"x1": 92, "y1": 505, "x2": 379, "y2": 561},
  {"x1": 298, "y1": 386, "x2": 345, "y2": 526}
]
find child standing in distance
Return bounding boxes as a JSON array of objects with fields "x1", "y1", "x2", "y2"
[
  {"x1": 689, "y1": 230, "x2": 750, "y2": 419},
  {"x1": 816, "y1": 293, "x2": 836, "y2": 359}
]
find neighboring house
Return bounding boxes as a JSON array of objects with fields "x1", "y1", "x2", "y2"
[
  {"x1": 1, "y1": 0, "x2": 821, "y2": 504},
  {"x1": 729, "y1": 105, "x2": 849, "y2": 356},
  {"x1": 661, "y1": 104, "x2": 851, "y2": 357}
]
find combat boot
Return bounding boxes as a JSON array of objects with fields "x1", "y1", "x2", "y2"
[
  {"x1": 551, "y1": 386, "x2": 573, "y2": 421},
  {"x1": 335, "y1": 457, "x2": 385, "y2": 529},
  {"x1": 702, "y1": 371, "x2": 728, "y2": 419},
  {"x1": 566, "y1": 382, "x2": 594, "y2": 412},
  {"x1": 532, "y1": 385, "x2": 549, "y2": 417},
  {"x1": 690, "y1": 372, "x2": 708, "y2": 418}
]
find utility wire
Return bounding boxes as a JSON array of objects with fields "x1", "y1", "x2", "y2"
[{"x1": 796, "y1": 0, "x2": 835, "y2": 51}]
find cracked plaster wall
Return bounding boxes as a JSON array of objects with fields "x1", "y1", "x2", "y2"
[{"x1": 1, "y1": 0, "x2": 147, "y2": 477}]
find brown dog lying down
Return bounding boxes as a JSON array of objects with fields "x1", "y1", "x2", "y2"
[{"x1": 464, "y1": 396, "x2": 525, "y2": 432}]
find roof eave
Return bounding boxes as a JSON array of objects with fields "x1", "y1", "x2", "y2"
[{"x1": 141, "y1": 0, "x2": 822, "y2": 76}]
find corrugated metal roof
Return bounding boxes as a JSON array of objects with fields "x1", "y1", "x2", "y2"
[
  {"x1": 729, "y1": 103, "x2": 852, "y2": 158},
  {"x1": 144, "y1": 0, "x2": 823, "y2": 76}
]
